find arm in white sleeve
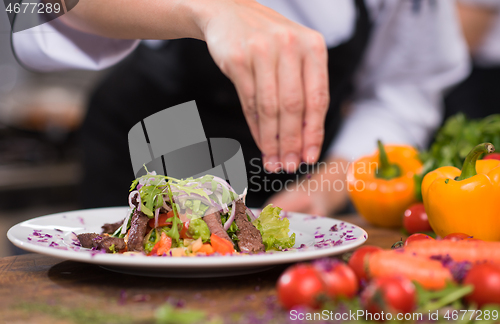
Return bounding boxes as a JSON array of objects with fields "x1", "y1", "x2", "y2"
[
  {"x1": 329, "y1": 0, "x2": 470, "y2": 160},
  {"x1": 12, "y1": 16, "x2": 140, "y2": 72}
]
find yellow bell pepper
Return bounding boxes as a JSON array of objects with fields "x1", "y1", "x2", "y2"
[
  {"x1": 347, "y1": 140, "x2": 422, "y2": 228},
  {"x1": 422, "y1": 143, "x2": 500, "y2": 241}
]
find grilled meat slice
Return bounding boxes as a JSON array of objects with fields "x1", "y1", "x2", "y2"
[
  {"x1": 77, "y1": 233, "x2": 126, "y2": 253},
  {"x1": 204, "y1": 208, "x2": 232, "y2": 243},
  {"x1": 234, "y1": 200, "x2": 265, "y2": 253},
  {"x1": 101, "y1": 221, "x2": 123, "y2": 234},
  {"x1": 77, "y1": 233, "x2": 100, "y2": 248},
  {"x1": 94, "y1": 236, "x2": 126, "y2": 253},
  {"x1": 127, "y1": 209, "x2": 150, "y2": 252}
]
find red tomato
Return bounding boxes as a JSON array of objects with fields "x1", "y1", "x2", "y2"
[
  {"x1": 277, "y1": 264, "x2": 325, "y2": 309},
  {"x1": 348, "y1": 246, "x2": 382, "y2": 283},
  {"x1": 403, "y1": 203, "x2": 432, "y2": 234},
  {"x1": 483, "y1": 153, "x2": 500, "y2": 161},
  {"x1": 443, "y1": 233, "x2": 472, "y2": 241},
  {"x1": 315, "y1": 260, "x2": 359, "y2": 299},
  {"x1": 361, "y1": 275, "x2": 416, "y2": 315},
  {"x1": 210, "y1": 233, "x2": 235, "y2": 255},
  {"x1": 179, "y1": 221, "x2": 191, "y2": 239},
  {"x1": 148, "y1": 211, "x2": 174, "y2": 228},
  {"x1": 404, "y1": 233, "x2": 434, "y2": 246},
  {"x1": 463, "y1": 263, "x2": 500, "y2": 308}
]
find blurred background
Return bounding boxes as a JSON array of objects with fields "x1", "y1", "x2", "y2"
[
  {"x1": 0, "y1": 10, "x2": 105, "y2": 257},
  {"x1": 0, "y1": 1, "x2": 498, "y2": 257}
]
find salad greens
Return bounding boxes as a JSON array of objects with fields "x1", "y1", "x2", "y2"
[
  {"x1": 184, "y1": 200, "x2": 209, "y2": 218},
  {"x1": 221, "y1": 210, "x2": 240, "y2": 242},
  {"x1": 252, "y1": 205, "x2": 295, "y2": 250},
  {"x1": 121, "y1": 167, "x2": 296, "y2": 254}
]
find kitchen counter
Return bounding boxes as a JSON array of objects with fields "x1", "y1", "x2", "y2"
[{"x1": 0, "y1": 214, "x2": 404, "y2": 324}]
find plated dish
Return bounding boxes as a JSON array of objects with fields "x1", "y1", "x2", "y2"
[
  {"x1": 7, "y1": 171, "x2": 367, "y2": 277},
  {"x1": 7, "y1": 207, "x2": 367, "y2": 277}
]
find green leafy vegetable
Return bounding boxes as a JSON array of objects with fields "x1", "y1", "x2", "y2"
[
  {"x1": 221, "y1": 209, "x2": 239, "y2": 241},
  {"x1": 187, "y1": 218, "x2": 211, "y2": 242},
  {"x1": 184, "y1": 200, "x2": 209, "y2": 219},
  {"x1": 144, "y1": 228, "x2": 160, "y2": 254},
  {"x1": 165, "y1": 180, "x2": 181, "y2": 242},
  {"x1": 252, "y1": 204, "x2": 295, "y2": 250}
]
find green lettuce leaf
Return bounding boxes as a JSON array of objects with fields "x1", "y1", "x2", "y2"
[{"x1": 252, "y1": 204, "x2": 295, "y2": 251}]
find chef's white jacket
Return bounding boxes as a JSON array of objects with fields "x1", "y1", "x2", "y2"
[{"x1": 12, "y1": 0, "x2": 470, "y2": 161}]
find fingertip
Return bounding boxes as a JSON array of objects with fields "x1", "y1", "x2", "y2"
[
  {"x1": 304, "y1": 146, "x2": 320, "y2": 164},
  {"x1": 264, "y1": 155, "x2": 281, "y2": 173},
  {"x1": 283, "y1": 153, "x2": 300, "y2": 173}
]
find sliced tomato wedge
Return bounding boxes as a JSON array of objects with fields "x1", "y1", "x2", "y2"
[
  {"x1": 148, "y1": 211, "x2": 174, "y2": 228},
  {"x1": 210, "y1": 233, "x2": 235, "y2": 255},
  {"x1": 149, "y1": 232, "x2": 172, "y2": 256}
]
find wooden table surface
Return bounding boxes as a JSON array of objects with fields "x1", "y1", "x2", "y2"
[{"x1": 0, "y1": 214, "x2": 405, "y2": 324}]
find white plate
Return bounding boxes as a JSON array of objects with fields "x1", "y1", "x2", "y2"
[{"x1": 7, "y1": 207, "x2": 367, "y2": 277}]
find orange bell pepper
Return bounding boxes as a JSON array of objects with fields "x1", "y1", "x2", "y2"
[
  {"x1": 347, "y1": 140, "x2": 422, "y2": 227},
  {"x1": 422, "y1": 143, "x2": 500, "y2": 241}
]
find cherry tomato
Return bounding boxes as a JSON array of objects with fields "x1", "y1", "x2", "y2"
[
  {"x1": 403, "y1": 203, "x2": 432, "y2": 234},
  {"x1": 404, "y1": 233, "x2": 434, "y2": 246},
  {"x1": 348, "y1": 246, "x2": 382, "y2": 283},
  {"x1": 443, "y1": 233, "x2": 472, "y2": 241},
  {"x1": 463, "y1": 263, "x2": 500, "y2": 308},
  {"x1": 277, "y1": 259, "x2": 359, "y2": 309},
  {"x1": 147, "y1": 211, "x2": 174, "y2": 228},
  {"x1": 179, "y1": 221, "x2": 191, "y2": 239},
  {"x1": 316, "y1": 260, "x2": 359, "y2": 299},
  {"x1": 361, "y1": 275, "x2": 416, "y2": 315},
  {"x1": 483, "y1": 153, "x2": 500, "y2": 161},
  {"x1": 277, "y1": 264, "x2": 325, "y2": 309}
]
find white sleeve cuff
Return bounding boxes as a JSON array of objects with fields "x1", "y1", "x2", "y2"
[{"x1": 12, "y1": 17, "x2": 140, "y2": 72}]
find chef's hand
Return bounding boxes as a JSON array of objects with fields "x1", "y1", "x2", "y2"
[
  {"x1": 202, "y1": 0, "x2": 329, "y2": 173},
  {"x1": 60, "y1": 0, "x2": 328, "y2": 172},
  {"x1": 264, "y1": 157, "x2": 349, "y2": 216}
]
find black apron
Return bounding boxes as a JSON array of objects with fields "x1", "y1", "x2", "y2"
[{"x1": 79, "y1": 0, "x2": 371, "y2": 208}]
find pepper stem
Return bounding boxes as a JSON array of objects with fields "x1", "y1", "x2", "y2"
[
  {"x1": 457, "y1": 143, "x2": 495, "y2": 181},
  {"x1": 376, "y1": 140, "x2": 401, "y2": 180}
]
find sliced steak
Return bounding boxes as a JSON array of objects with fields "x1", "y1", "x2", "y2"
[
  {"x1": 77, "y1": 233, "x2": 100, "y2": 248},
  {"x1": 234, "y1": 200, "x2": 265, "y2": 253},
  {"x1": 127, "y1": 209, "x2": 150, "y2": 252},
  {"x1": 94, "y1": 236, "x2": 126, "y2": 253},
  {"x1": 101, "y1": 221, "x2": 123, "y2": 234},
  {"x1": 204, "y1": 208, "x2": 232, "y2": 244}
]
